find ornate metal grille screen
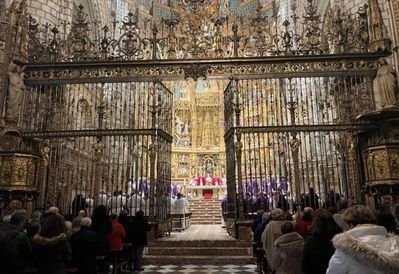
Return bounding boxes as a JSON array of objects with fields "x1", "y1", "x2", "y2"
[
  {"x1": 23, "y1": 82, "x2": 173, "y2": 220},
  {"x1": 224, "y1": 74, "x2": 376, "y2": 218}
]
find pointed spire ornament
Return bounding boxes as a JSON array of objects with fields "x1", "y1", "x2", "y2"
[{"x1": 368, "y1": 0, "x2": 392, "y2": 52}]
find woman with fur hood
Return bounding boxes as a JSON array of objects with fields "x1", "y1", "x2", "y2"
[
  {"x1": 32, "y1": 214, "x2": 72, "y2": 274},
  {"x1": 271, "y1": 221, "x2": 304, "y2": 274},
  {"x1": 327, "y1": 205, "x2": 399, "y2": 274}
]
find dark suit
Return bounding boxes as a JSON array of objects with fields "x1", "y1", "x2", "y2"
[{"x1": 70, "y1": 226, "x2": 100, "y2": 274}]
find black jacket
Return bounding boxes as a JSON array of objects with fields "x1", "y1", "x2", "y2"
[
  {"x1": 127, "y1": 217, "x2": 151, "y2": 247},
  {"x1": 0, "y1": 231, "x2": 18, "y2": 274},
  {"x1": 0, "y1": 223, "x2": 32, "y2": 272},
  {"x1": 32, "y1": 233, "x2": 71, "y2": 274},
  {"x1": 91, "y1": 216, "x2": 112, "y2": 255},
  {"x1": 70, "y1": 226, "x2": 99, "y2": 274},
  {"x1": 302, "y1": 233, "x2": 335, "y2": 274}
]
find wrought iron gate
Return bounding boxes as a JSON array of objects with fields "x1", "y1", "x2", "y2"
[
  {"x1": 0, "y1": 0, "x2": 396, "y2": 238},
  {"x1": 23, "y1": 81, "x2": 173, "y2": 221},
  {"x1": 224, "y1": 72, "x2": 377, "y2": 220}
]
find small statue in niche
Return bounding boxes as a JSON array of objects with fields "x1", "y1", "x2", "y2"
[
  {"x1": 375, "y1": 58, "x2": 398, "y2": 109},
  {"x1": 5, "y1": 61, "x2": 25, "y2": 123}
]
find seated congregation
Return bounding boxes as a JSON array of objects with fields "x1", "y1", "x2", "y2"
[
  {"x1": 0, "y1": 205, "x2": 150, "y2": 274},
  {"x1": 253, "y1": 204, "x2": 399, "y2": 274}
]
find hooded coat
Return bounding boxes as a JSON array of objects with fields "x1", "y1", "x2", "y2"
[
  {"x1": 271, "y1": 232, "x2": 304, "y2": 274},
  {"x1": 32, "y1": 233, "x2": 71, "y2": 274},
  {"x1": 261, "y1": 220, "x2": 285, "y2": 263},
  {"x1": 327, "y1": 225, "x2": 399, "y2": 274}
]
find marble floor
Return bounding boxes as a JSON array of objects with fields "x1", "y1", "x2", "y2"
[
  {"x1": 140, "y1": 225, "x2": 257, "y2": 273},
  {"x1": 135, "y1": 264, "x2": 258, "y2": 273},
  {"x1": 157, "y1": 224, "x2": 235, "y2": 241}
]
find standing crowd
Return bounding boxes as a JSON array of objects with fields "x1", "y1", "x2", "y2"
[
  {"x1": 253, "y1": 202, "x2": 399, "y2": 274},
  {"x1": 0, "y1": 205, "x2": 151, "y2": 274}
]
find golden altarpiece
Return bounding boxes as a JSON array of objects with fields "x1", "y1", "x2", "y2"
[
  {"x1": 0, "y1": 0, "x2": 398, "y2": 239},
  {"x1": 170, "y1": 80, "x2": 227, "y2": 200}
]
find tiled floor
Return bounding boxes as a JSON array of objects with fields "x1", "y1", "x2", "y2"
[
  {"x1": 157, "y1": 224, "x2": 235, "y2": 241},
  {"x1": 136, "y1": 264, "x2": 258, "y2": 273}
]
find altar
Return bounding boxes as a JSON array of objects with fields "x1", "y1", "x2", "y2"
[{"x1": 187, "y1": 185, "x2": 226, "y2": 199}]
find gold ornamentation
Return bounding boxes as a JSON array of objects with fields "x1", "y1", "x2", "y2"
[
  {"x1": 363, "y1": 145, "x2": 399, "y2": 185},
  {"x1": 0, "y1": 153, "x2": 40, "y2": 192}
]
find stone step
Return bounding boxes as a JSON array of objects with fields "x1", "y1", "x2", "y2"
[
  {"x1": 143, "y1": 255, "x2": 255, "y2": 265},
  {"x1": 148, "y1": 240, "x2": 251, "y2": 248},
  {"x1": 147, "y1": 247, "x2": 250, "y2": 256}
]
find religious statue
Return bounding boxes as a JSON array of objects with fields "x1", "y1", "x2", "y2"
[
  {"x1": 201, "y1": 112, "x2": 212, "y2": 147},
  {"x1": 5, "y1": 61, "x2": 25, "y2": 124},
  {"x1": 375, "y1": 58, "x2": 398, "y2": 109},
  {"x1": 205, "y1": 159, "x2": 213, "y2": 176}
]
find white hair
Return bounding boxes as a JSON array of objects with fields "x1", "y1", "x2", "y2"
[
  {"x1": 81, "y1": 217, "x2": 92, "y2": 227},
  {"x1": 47, "y1": 207, "x2": 59, "y2": 214},
  {"x1": 2, "y1": 215, "x2": 12, "y2": 223}
]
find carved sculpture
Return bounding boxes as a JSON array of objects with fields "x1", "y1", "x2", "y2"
[
  {"x1": 5, "y1": 61, "x2": 25, "y2": 124},
  {"x1": 375, "y1": 58, "x2": 398, "y2": 109}
]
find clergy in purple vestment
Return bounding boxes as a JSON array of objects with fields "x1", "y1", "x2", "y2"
[{"x1": 279, "y1": 176, "x2": 289, "y2": 194}]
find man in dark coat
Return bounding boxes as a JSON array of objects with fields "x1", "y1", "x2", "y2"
[
  {"x1": 0, "y1": 212, "x2": 32, "y2": 272},
  {"x1": 70, "y1": 217, "x2": 100, "y2": 274},
  {"x1": 71, "y1": 194, "x2": 88, "y2": 216},
  {"x1": 0, "y1": 231, "x2": 18, "y2": 274},
  {"x1": 127, "y1": 210, "x2": 151, "y2": 271}
]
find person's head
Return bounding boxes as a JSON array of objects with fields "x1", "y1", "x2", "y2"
[
  {"x1": 256, "y1": 210, "x2": 265, "y2": 218},
  {"x1": 92, "y1": 205, "x2": 108, "y2": 219},
  {"x1": 281, "y1": 221, "x2": 294, "y2": 234},
  {"x1": 110, "y1": 213, "x2": 118, "y2": 220},
  {"x1": 309, "y1": 188, "x2": 315, "y2": 194},
  {"x1": 32, "y1": 211, "x2": 42, "y2": 220},
  {"x1": 337, "y1": 199, "x2": 348, "y2": 211},
  {"x1": 262, "y1": 212, "x2": 270, "y2": 223},
  {"x1": 302, "y1": 207, "x2": 313, "y2": 222},
  {"x1": 26, "y1": 218, "x2": 40, "y2": 238},
  {"x1": 40, "y1": 214, "x2": 67, "y2": 238},
  {"x1": 81, "y1": 217, "x2": 92, "y2": 228},
  {"x1": 311, "y1": 209, "x2": 342, "y2": 237},
  {"x1": 10, "y1": 212, "x2": 26, "y2": 228},
  {"x1": 47, "y1": 206, "x2": 59, "y2": 214},
  {"x1": 136, "y1": 210, "x2": 144, "y2": 219},
  {"x1": 2, "y1": 215, "x2": 11, "y2": 223},
  {"x1": 71, "y1": 216, "x2": 82, "y2": 229},
  {"x1": 270, "y1": 208, "x2": 286, "y2": 221},
  {"x1": 177, "y1": 193, "x2": 182, "y2": 199},
  {"x1": 375, "y1": 207, "x2": 396, "y2": 233},
  {"x1": 78, "y1": 210, "x2": 86, "y2": 218},
  {"x1": 342, "y1": 205, "x2": 376, "y2": 228}
]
